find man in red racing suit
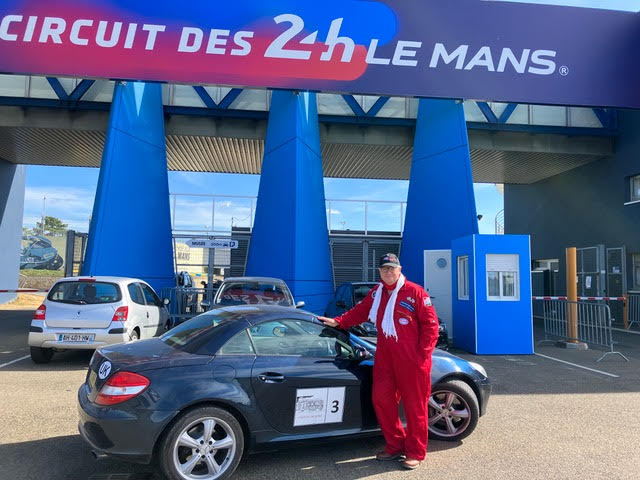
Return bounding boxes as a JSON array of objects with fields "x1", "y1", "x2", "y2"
[{"x1": 318, "y1": 253, "x2": 439, "y2": 470}]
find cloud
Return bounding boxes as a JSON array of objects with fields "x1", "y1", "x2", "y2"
[
  {"x1": 172, "y1": 196, "x2": 254, "y2": 231},
  {"x1": 23, "y1": 186, "x2": 94, "y2": 231},
  {"x1": 169, "y1": 171, "x2": 208, "y2": 190}
]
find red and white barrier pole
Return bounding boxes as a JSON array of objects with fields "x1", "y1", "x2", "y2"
[{"x1": 0, "y1": 289, "x2": 48, "y2": 293}]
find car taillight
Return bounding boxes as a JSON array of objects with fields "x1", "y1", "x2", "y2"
[
  {"x1": 95, "y1": 371, "x2": 150, "y2": 405},
  {"x1": 112, "y1": 306, "x2": 128, "y2": 322},
  {"x1": 34, "y1": 304, "x2": 46, "y2": 320}
]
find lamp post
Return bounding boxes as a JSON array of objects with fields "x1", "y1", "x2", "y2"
[{"x1": 41, "y1": 196, "x2": 46, "y2": 235}]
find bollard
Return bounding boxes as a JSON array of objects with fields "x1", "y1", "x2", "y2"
[{"x1": 566, "y1": 247, "x2": 578, "y2": 342}]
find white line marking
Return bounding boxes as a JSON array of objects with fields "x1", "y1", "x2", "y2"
[
  {"x1": 0, "y1": 355, "x2": 30, "y2": 369},
  {"x1": 534, "y1": 353, "x2": 619, "y2": 378},
  {"x1": 612, "y1": 327, "x2": 640, "y2": 335}
]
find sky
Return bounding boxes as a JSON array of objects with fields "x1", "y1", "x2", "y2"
[{"x1": 22, "y1": 166, "x2": 504, "y2": 235}]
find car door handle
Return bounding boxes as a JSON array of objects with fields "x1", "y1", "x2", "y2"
[
  {"x1": 258, "y1": 373, "x2": 285, "y2": 383},
  {"x1": 146, "y1": 312, "x2": 149, "y2": 318}
]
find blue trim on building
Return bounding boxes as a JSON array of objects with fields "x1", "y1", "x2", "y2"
[
  {"x1": 401, "y1": 98, "x2": 479, "y2": 285},
  {"x1": 81, "y1": 82, "x2": 175, "y2": 292},
  {"x1": 498, "y1": 103, "x2": 518, "y2": 123},
  {"x1": 245, "y1": 91, "x2": 333, "y2": 314},
  {"x1": 45, "y1": 77, "x2": 68, "y2": 101},
  {"x1": 69, "y1": 80, "x2": 96, "y2": 102},
  {"x1": 476, "y1": 102, "x2": 499, "y2": 124},
  {"x1": 0, "y1": 94, "x2": 618, "y2": 136},
  {"x1": 452, "y1": 234, "x2": 533, "y2": 354},
  {"x1": 193, "y1": 86, "x2": 217, "y2": 109}
]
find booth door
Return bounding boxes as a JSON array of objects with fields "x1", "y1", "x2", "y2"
[{"x1": 424, "y1": 250, "x2": 453, "y2": 337}]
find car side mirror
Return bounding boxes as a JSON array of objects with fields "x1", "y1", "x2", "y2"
[
  {"x1": 295, "y1": 301, "x2": 305, "y2": 309},
  {"x1": 162, "y1": 298, "x2": 170, "y2": 306},
  {"x1": 353, "y1": 346, "x2": 372, "y2": 361},
  {"x1": 336, "y1": 300, "x2": 347, "y2": 309}
]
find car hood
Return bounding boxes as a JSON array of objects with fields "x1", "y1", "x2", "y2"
[
  {"x1": 97, "y1": 338, "x2": 210, "y2": 372},
  {"x1": 351, "y1": 334, "x2": 484, "y2": 380}
]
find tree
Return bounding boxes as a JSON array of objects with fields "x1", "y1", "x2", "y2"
[{"x1": 35, "y1": 216, "x2": 68, "y2": 236}]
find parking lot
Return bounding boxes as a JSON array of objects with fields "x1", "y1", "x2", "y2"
[{"x1": 1, "y1": 307, "x2": 640, "y2": 480}]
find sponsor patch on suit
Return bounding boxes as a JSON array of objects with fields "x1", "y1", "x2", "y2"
[{"x1": 399, "y1": 300, "x2": 415, "y2": 312}]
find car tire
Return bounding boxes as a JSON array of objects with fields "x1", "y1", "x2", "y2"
[
  {"x1": 30, "y1": 346, "x2": 53, "y2": 364},
  {"x1": 129, "y1": 329, "x2": 140, "y2": 341},
  {"x1": 428, "y1": 379, "x2": 479, "y2": 442},
  {"x1": 49, "y1": 254, "x2": 63, "y2": 270},
  {"x1": 159, "y1": 406, "x2": 244, "y2": 480}
]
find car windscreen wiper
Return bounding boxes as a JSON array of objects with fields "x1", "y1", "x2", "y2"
[{"x1": 62, "y1": 299, "x2": 87, "y2": 305}]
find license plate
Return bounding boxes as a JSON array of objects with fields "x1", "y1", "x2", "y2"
[
  {"x1": 89, "y1": 370, "x2": 97, "y2": 389},
  {"x1": 58, "y1": 333, "x2": 95, "y2": 342}
]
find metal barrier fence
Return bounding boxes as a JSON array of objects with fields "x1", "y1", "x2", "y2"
[
  {"x1": 536, "y1": 298, "x2": 628, "y2": 362},
  {"x1": 159, "y1": 287, "x2": 219, "y2": 328},
  {"x1": 628, "y1": 292, "x2": 640, "y2": 329},
  {"x1": 533, "y1": 295, "x2": 628, "y2": 328}
]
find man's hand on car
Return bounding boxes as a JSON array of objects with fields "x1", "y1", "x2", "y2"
[{"x1": 317, "y1": 316, "x2": 339, "y2": 328}]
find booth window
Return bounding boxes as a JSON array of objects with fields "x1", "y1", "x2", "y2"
[
  {"x1": 457, "y1": 256, "x2": 469, "y2": 300},
  {"x1": 629, "y1": 174, "x2": 640, "y2": 203},
  {"x1": 486, "y1": 254, "x2": 520, "y2": 301}
]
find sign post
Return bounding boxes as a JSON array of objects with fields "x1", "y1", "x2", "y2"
[{"x1": 186, "y1": 238, "x2": 239, "y2": 249}]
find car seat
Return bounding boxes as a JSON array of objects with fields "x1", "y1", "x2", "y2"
[{"x1": 84, "y1": 285, "x2": 99, "y2": 303}]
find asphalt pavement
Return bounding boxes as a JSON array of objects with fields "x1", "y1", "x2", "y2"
[{"x1": 1, "y1": 309, "x2": 639, "y2": 480}]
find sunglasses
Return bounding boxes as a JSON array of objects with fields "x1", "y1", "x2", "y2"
[{"x1": 379, "y1": 266, "x2": 399, "y2": 272}]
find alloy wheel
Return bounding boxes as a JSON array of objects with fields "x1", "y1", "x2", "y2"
[
  {"x1": 172, "y1": 416, "x2": 237, "y2": 480},
  {"x1": 428, "y1": 389, "x2": 472, "y2": 438}
]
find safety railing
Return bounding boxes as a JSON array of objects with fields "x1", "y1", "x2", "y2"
[
  {"x1": 627, "y1": 292, "x2": 640, "y2": 329},
  {"x1": 535, "y1": 298, "x2": 628, "y2": 362},
  {"x1": 169, "y1": 192, "x2": 407, "y2": 237},
  {"x1": 159, "y1": 286, "x2": 219, "y2": 328}
]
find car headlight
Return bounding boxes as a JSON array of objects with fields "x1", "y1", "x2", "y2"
[{"x1": 468, "y1": 361, "x2": 487, "y2": 378}]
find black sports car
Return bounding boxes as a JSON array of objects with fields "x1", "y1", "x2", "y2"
[{"x1": 78, "y1": 306, "x2": 490, "y2": 480}]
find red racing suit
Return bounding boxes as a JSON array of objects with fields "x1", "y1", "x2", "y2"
[{"x1": 334, "y1": 279, "x2": 439, "y2": 460}]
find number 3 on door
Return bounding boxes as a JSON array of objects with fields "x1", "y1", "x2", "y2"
[{"x1": 325, "y1": 387, "x2": 345, "y2": 423}]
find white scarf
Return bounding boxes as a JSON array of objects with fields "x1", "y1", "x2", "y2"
[{"x1": 368, "y1": 274, "x2": 405, "y2": 341}]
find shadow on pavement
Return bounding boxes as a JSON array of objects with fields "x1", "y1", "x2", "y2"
[
  {"x1": 451, "y1": 318, "x2": 640, "y2": 396},
  {"x1": 0, "y1": 434, "x2": 460, "y2": 480},
  {"x1": 0, "y1": 435, "x2": 157, "y2": 480}
]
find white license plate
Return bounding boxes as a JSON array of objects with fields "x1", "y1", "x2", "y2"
[{"x1": 58, "y1": 333, "x2": 95, "y2": 343}]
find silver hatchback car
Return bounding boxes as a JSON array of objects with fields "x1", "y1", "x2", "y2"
[{"x1": 28, "y1": 276, "x2": 169, "y2": 363}]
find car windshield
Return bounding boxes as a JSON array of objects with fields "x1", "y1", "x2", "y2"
[
  {"x1": 160, "y1": 308, "x2": 248, "y2": 349},
  {"x1": 215, "y1": 282, "x2": 292, "y2": 306},
  {"x1": 21, "y1": 236, "x2": 50, "y2": 252},
  {"x1": 47, "y1": 281, "x2": 121, "y2": 304}
]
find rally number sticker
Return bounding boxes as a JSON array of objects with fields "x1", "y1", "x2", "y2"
[{"x1": 293, "y1": 387, "x2": 345, "y2": 426}]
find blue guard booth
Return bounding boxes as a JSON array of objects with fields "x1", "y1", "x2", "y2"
[{"x1": 451, "y1": 234, "x2": 533, "y2": 354}]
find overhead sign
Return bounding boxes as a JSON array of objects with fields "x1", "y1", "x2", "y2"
[
  {"x1": 0, "y1": 1, "x2": 638, "y2": 108},
  {"x1": 186, "y1": 238, "x2": 239, "y2": 249}
]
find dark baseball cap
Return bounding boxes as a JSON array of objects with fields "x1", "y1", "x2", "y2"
[{"x1": 379, "y1": 253, "x2": 401, "y2": 268}]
